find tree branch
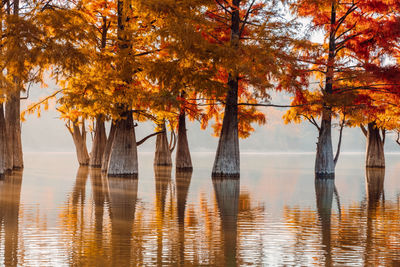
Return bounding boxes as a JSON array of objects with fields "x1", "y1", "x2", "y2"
[
  {"x1": 334, "y1": 114, "x2": 345, "y2": 166},
  {"x1": 360, "y1": 124, "x2": 367, "y2": 137},
  {"x1": 136, "y1": 131, "x2": 164, "y2": 146}
]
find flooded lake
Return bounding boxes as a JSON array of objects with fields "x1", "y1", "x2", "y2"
[{"x1": 0, "y1": 152, "x2": 400, "y2": 266}]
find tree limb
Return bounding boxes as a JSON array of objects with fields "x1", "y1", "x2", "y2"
[
  {"x1": 334, "y1": 114, "x2": 345, "y2": 166},
  {"x1": 360, "y1": 124, "x2": 367, "y2": 137},
  {"x1": 169, "y1": 128, "x2": 177, "y2": 152},
  {"x1": 136, "y1": 131, "x2": 165, "y2": 146}
]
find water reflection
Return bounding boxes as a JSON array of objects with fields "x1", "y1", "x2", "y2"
[
  {"x1": 315, "y1": 178, "x2": 334, "y2": 267},
  {"x1": 175, "y1": 169, "x2": 192, "y2": 266},
  {"x1": 154, "y1": 166, "x2": 171, "y2": 266},
  {"x1": 0, "y1": 171, "x2": 23, "y2": 267},
  {"x1": 107, "y1": 175, "x2": 138, "y2": 266},
  {"x1": 4, "y1": 154, "x2": 400, "y2": 265},
  {"x1": 212, "y1": 177, "x2": 239, "y2": 267},
  {"x1": 364, "y1": 167, "x2": 385, "y2": 265},
  {"x1": 284, "y1": 169, "x2": 400, "y2": 266},
  {"x1": 89, "y1": 168, "x2": 106, "y2": 249}
]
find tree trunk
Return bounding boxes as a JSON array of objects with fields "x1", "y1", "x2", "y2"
[
  {"x1": 89, "y1": 117, "x2": 107, "y2": 167},
  {"x1": 315, "y1": 2, "x2": 337, "y2": 179},
  {"x1": 107, "y1": 111, "x2": 138, "y2": 177},
  {"x1": 366, "y1": 122, "x2": 385, "y2": 168},
  {"x1": 212, "y1": 83, "x2": 239, "y2": 177},
  {"x1": 69, "y1": 120, "x2": 90, "y2": 166},
  {"x1": 154, "y1": 123, "x2": 172, "y2": 166},
  {"x1": 101, "y1": 121, "x2": 116, "y2": 172},
  {"x1": 6, "y1": 0, "x2": 23, "y2": 170},
  {"x1": 0, "y1": 104, "x2": 8, "y2": 175},
  {"x1": 315, "y1": 108, "x2": 335, "y2": 178},
  {"x1": 176, "y1": 109, "x2": 192, "y2": 170},
  {"x1": 212, "y1": 0, "x2": 240, "y2": 178},
  {"x1": 5, "y1": 89, "x2": 23, "y2": 169}
]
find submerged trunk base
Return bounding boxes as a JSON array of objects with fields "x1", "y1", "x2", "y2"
[
  {"x1": 212, "y1": 173, "x2": 240, "y2": 179},
  {"x1": 107, "y1": 111, "x2": 139, "y2": 177},
  {"x1": 315, "y1": 108, "x2": 335, "y2": 177},
  {"x1": 154, "y1": 125, "x2": 172, "y2": 167},
  {"x1": 315, "y1": 173, "x2": 335, "y2": 180},
  {"x1": 177, "y1": 166, "x2": 193, "y2": 172},
  {"x1": 366, "y1": 122, "x2": 385, "y2": 168}
]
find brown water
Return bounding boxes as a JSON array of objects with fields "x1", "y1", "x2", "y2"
[{"x1": 1, "y1": 152, "x2": 400, "y2": 266}]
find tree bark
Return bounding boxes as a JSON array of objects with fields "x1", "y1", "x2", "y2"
[
  {"x1": 154, "y1": 123, "x2": 172, "y2": 166},
  {"x1": 5, "y1": 89, "x2": 23, "y2": 169},
  {"x1": 107, "y1": 111, "x2": 138, "y2": 177},
  {"x1": 315, "y1": 2, "x2": 336, "y2": 179},
  {"x1": 365, "y1": 122, "x2": 385, "y2": 168},
  {"x1": 212, "y1": 0, "x2": 240, "y2": 178},
  {"x1": 68, "y1": 120, "x2": 90, "y2": 166},
  {"x1": 176, "y1": 109, "x2": 192, "y2": 170},
  {"x1": 5, "y1": 0, "x2": 23, "y2": 170},
  {"x1": 212, "y1": 76, "x2": 239, "y2": 177},
  {"x1": 0, "y1": 104, "x2": 8, "y2": 175},
  {"x1": 89, "y1": 116, "x2": 107, "y2": 167},
  {"x1": 101, "y1": 121, "x2": 116, "y2": 172},
  {"x1": 315, "y1": 108, "x2": 335, "y2": 178}
]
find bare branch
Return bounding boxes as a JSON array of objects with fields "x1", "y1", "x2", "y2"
[
  {"x1": 334, "y1": 113, "x2": 345, "y2": 166},
  {"x1": 136, "y1": 131, "x2": 165, "y2": 146},
  {"x1": 360, "y1": 124, "x2": 367, "y2": 137}
]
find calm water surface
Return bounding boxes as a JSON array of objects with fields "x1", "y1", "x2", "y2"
[{"x1": 1, "y1": 152, "x2": 400, "y2": 266}]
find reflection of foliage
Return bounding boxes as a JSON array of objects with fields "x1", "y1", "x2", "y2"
[
  {"x1": 283, "y1": 201, "x2": 400, "y2": 266},
  {"x1": 57, "y1": 167, "x2": 269, "y2": 265}
]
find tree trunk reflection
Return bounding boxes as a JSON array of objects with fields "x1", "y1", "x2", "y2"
[
  {"x1": 315, "y1": 178, "x2": 334, "y2": 267},
  {"x1": 212, "y1": 177, "x2": 239, "y2": 267}
]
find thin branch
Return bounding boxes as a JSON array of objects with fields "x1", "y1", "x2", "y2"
[
  {"x1": 360, "y1": 124, "x2": 367, "y2": 137},
  {"x1": 239, "y1": 0, "x2": 256, "y2": 37},
  {"x1": 136, "y1": 130, "x2": 165, "y2": 146},
  {"x1": 302, "y1": 114, "x2": 320, "y2": 131},
  {"x1": 22, "y1": 89, "x2": 64, "y2": 113},
  {"x1": 334, "y1": 113, "x2": 345, "y2": 166},
  {"x1": 169, "y1": 128, "x2": 177, "y2": 152},
  {"x1": 215, "y1": 0, "x2": 231, "y2": 14}
]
